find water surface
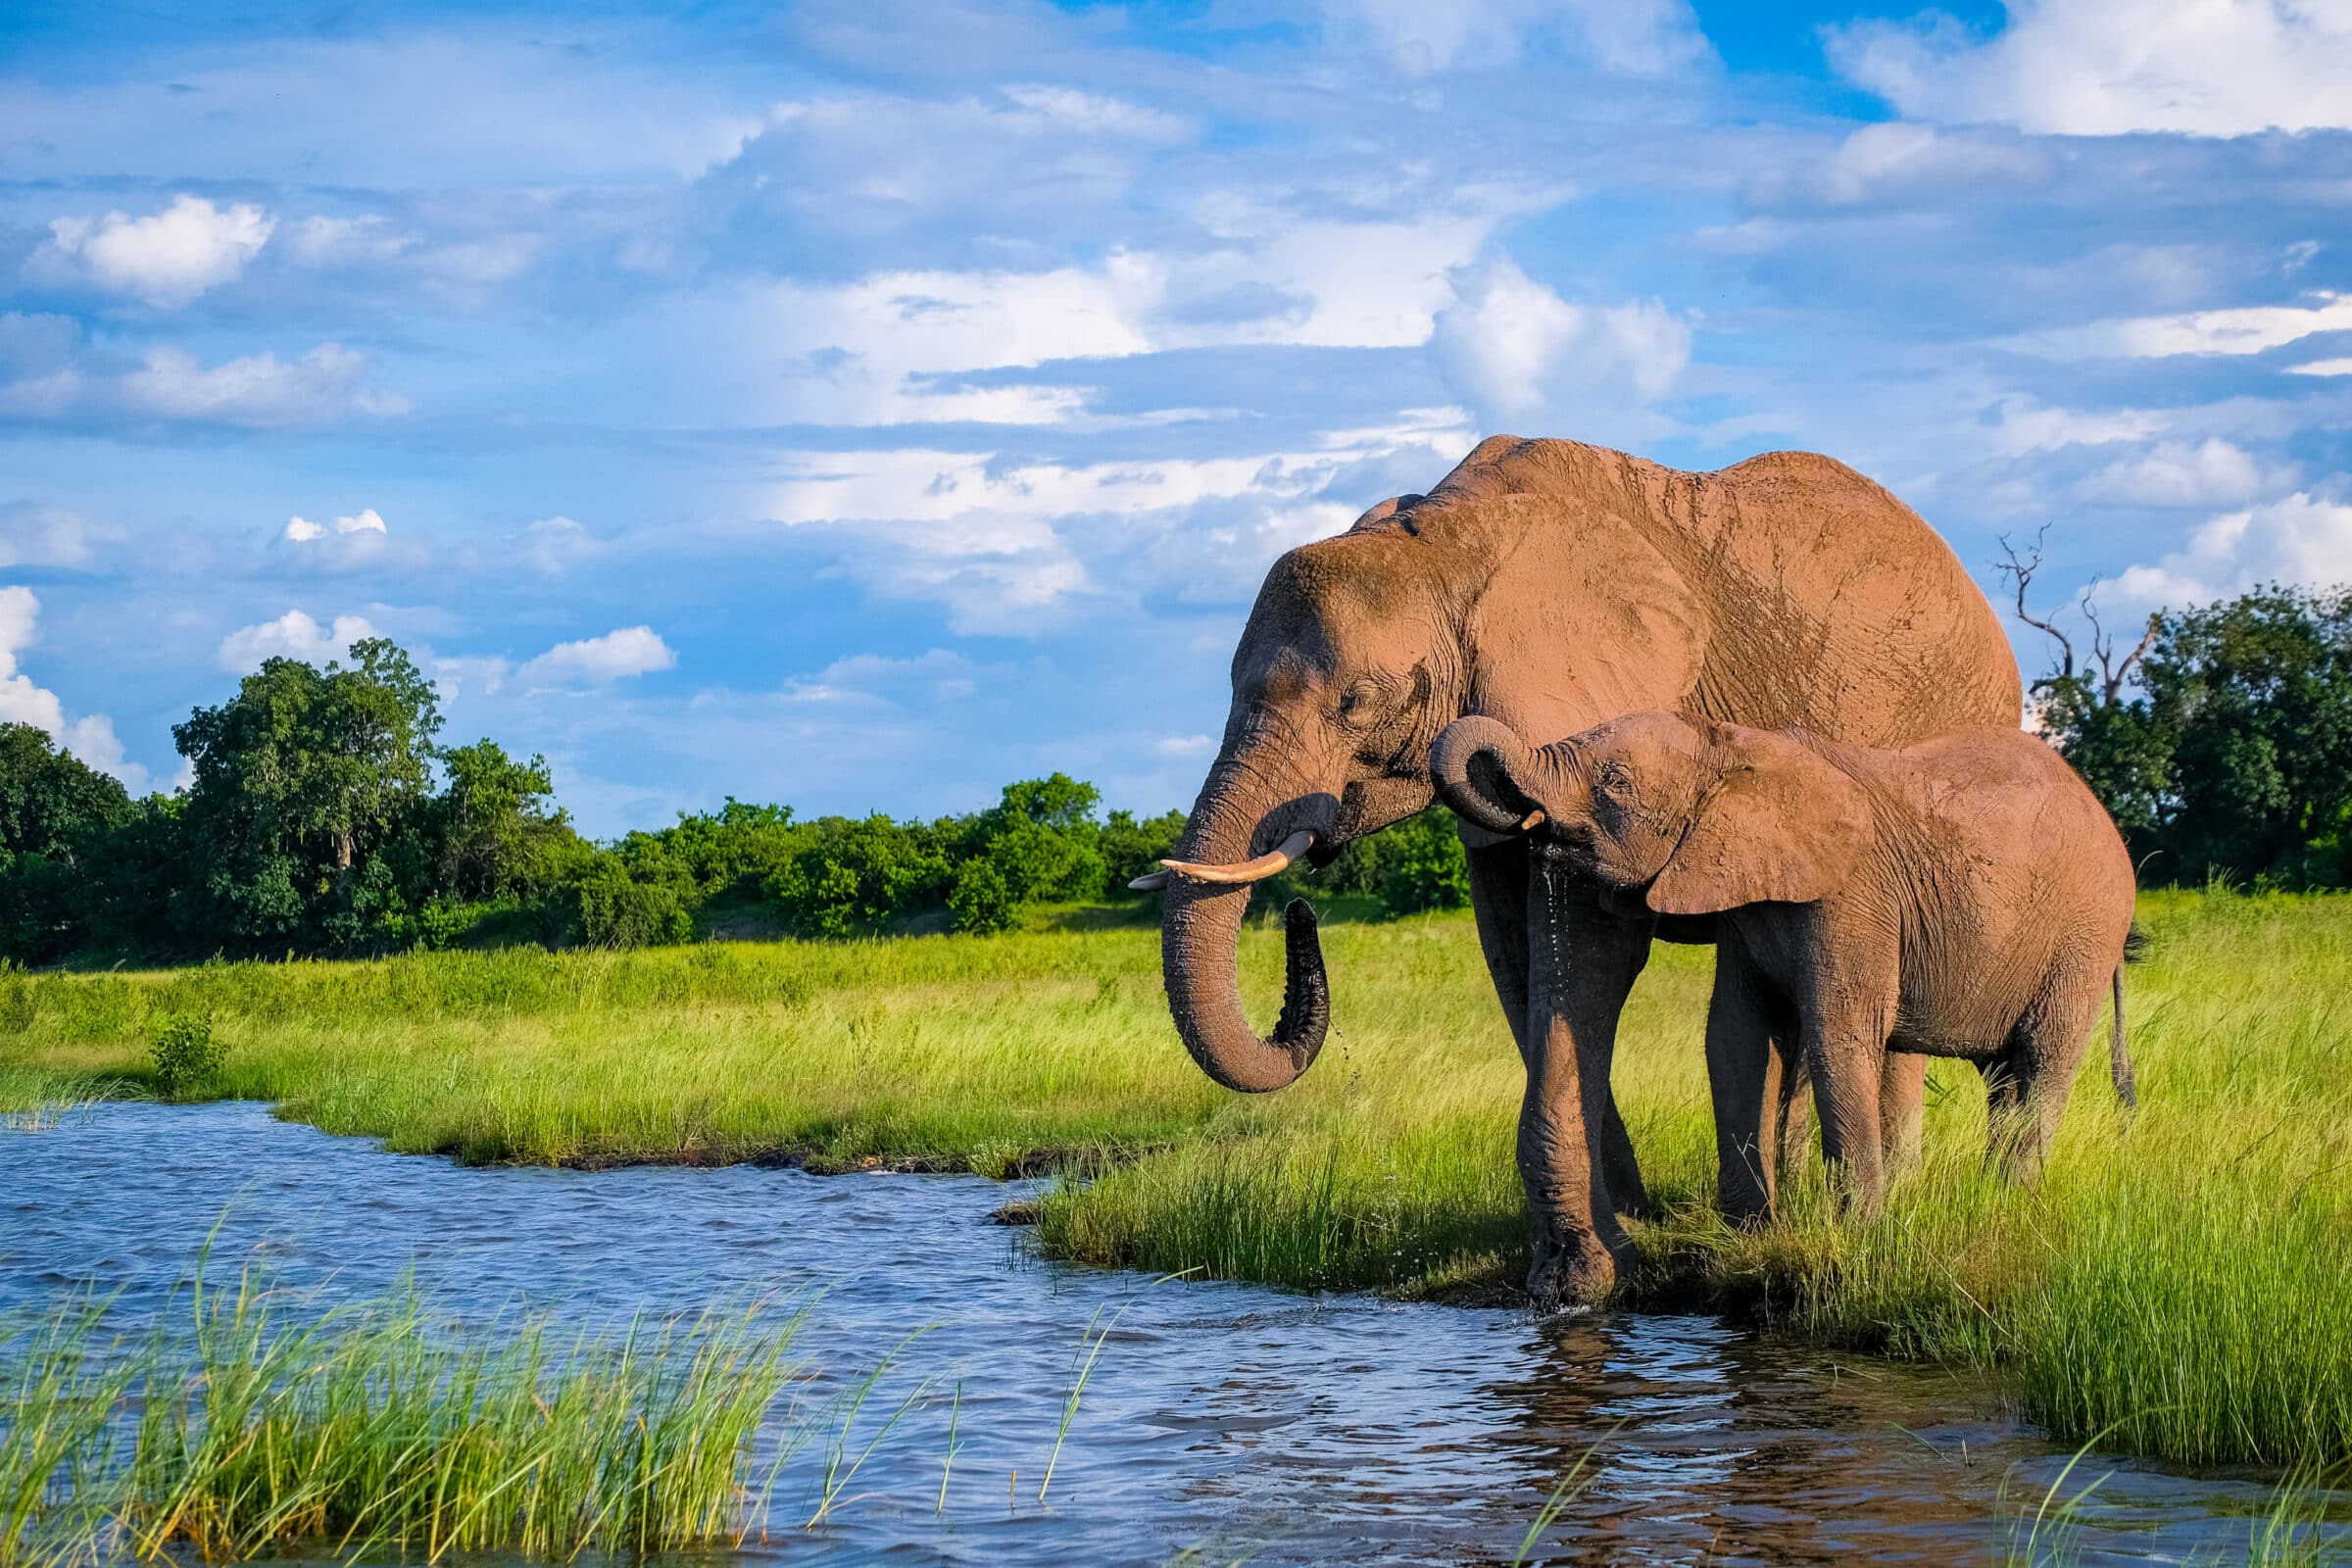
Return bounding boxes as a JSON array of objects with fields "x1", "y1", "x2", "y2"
[{"x1": 1, "y1": 1102, "x2": 2329, "y2": 1564}]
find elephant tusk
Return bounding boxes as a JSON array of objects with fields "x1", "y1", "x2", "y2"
[
  {"x1": 1519, "y1": 809, "x2": 1545, "y2": 831},
  {"x1": 1159, "y1": 828, "x2": 1316, "y2": 885},
  {"x1": 1128, "y1": 869, "x2": 1173, "y2": 892}
]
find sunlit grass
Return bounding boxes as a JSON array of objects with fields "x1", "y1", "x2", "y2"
[
  {"x1": 3, "y1": 890, "x2": 2348, "y2": 1468},
  {"x1": 0, "y1": 1270, "x2": 803, "y2": 1565}
]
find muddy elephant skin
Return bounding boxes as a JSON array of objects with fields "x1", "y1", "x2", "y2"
[
  {"x1": 1156, "y1": 434, "x2": 2022, "y2": 1305},
  {"x1": 1433, "y1": 710, "x2": 2137, "y2": 1227}
]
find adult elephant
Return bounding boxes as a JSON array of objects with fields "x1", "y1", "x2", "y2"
[{"x1": 1143, "y1": 435, "x2": 2022, "y2": 1304}]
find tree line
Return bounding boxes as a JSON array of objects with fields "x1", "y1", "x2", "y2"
[
  {"x1": 5, "y1": 577, "x2": 2344, "y2": 966},
  {"x1": 0, "y1": 639, "x2": 1474, "y2": 964}
]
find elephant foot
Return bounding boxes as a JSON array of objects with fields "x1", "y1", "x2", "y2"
[{"x1": 1526, "y1": 1227, "x2": 1621, "y2": 1310}]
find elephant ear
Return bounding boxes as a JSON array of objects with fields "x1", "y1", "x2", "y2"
[{"x1": 1645, "y1": 725, "x2": 1873, "y2": 916}]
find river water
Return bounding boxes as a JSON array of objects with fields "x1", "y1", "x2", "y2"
[{"x1": 1, "y1": 1102, "x2": 2333, "y2": 1565}]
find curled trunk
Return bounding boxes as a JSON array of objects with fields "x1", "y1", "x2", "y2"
[{"x1": 1159, "y1": 761, "x2": 1332, "y2": 1094}]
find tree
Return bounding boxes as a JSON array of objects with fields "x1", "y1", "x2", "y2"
[
  {"x1": 435, "y1": 739, "x2": 571, "y2": 901},
  {"x1": 2006, "y1": 549, "x2": 2352, "y2": 887},
  {"x1": 765, "y1": 815, "x2": 949, "y2": 938},
  {"x1": 0, "y1": 724, "x2": 137, "y2": 962},
  {"x1": 172, "y1": 638, "x2": 444, "y2": 952}
]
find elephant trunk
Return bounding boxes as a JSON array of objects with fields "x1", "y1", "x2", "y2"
[
  {"x1": 1159, "y1": 758, "x2": 1332, "y2": 1094},
  {"x1": 1430, "y1": 714, "x2": 1542, "y2": 835}
]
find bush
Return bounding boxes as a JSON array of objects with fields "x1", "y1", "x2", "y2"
[
  {"x1": 557, "y1": 859, "x2": 693, "y2": 950},
  {"x1": 149, "y1": 1013, "x2": 226, "y2": 1098},
  {"x1": 1377, "y1": 809, "x2": 1472, "y2": 914},
  {"x1": 947, "y1": 858, "x2": 1018, "y2": 934}
]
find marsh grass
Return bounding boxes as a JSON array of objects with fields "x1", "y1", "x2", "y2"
[
  {"x1": 4, "y1": 890, "x2": 2348, "y2": 1468},
  {"x1": 0, "y1": 1270, "x2": 804, "y2": 1564}
]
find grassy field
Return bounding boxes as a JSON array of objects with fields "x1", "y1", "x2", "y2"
[{"x1": 1, "y1": 889, "x2": 2347, "y2": 1472}]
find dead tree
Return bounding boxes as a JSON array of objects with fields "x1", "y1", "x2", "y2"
[{"x1": 1995, "y1": 525, "x2": 2157, "y2": 707}]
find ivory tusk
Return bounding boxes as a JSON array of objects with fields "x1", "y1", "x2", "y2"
[
  {"x1": 1519, "y1": 809, "x2": 1545, "y2": 830},
  {"x1": 1128, "y1": 869, "x2": 1173, "y2": 892},
  {"x1": 1158, "y1": 828, "x2": 1316, "y2": 886}
]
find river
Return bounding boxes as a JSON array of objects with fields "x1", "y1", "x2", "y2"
[{"x1": 2, "y1": 1102, "x2": 2330, "y2": 1564}]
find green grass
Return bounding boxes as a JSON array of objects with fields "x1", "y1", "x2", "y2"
[
  {"x1": 2, "y1": 890, "x2": 2348, "y2": 1470},
  {"x1": 0, "y1": 1269, "x2": 802, "y2": 1566}
]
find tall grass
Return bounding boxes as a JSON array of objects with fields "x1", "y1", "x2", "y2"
[
  {"x1": 0, "y1": 1273, "x2": 803, "y2": 1564},
  {"x1": 4, "y1": 890, "x2": 2348, "y2": 1469}
]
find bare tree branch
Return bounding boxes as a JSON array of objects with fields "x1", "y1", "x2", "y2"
[
  {"x1": 1995, "y1": 526, "x2": 2075, "y2": 688},
  {"x1": 2079, "y1": 579, "x2": 2157, "y2": 704}
]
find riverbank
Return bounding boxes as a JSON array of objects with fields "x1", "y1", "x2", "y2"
[{"x1": 3, "y1": 889, "x2": 2347, "y2": 1470}]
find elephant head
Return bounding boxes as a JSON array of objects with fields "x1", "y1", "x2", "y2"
[
  {"x1": 1429, "y1": 711, "x2": 1873, "y2": 915},
  {"x1": 1153, "y1": 513, "x2": 1474, "y2": 1092}
]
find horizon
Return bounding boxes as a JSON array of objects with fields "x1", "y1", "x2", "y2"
[{"x1": 4, "y1": 0, "x2": 2348, "y2": 834}]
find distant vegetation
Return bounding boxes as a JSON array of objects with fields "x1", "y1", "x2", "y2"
[
  {"x1": 0, "y1": 638, "x2": 1473, "y2": 967},
  {"x1": 8, "y1": 581, "x2": 2350, "y2": 970}
]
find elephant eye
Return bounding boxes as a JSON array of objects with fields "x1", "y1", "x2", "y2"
[{"x1": 1336, "y1": 678, "x2": 1383, "y2": 725}]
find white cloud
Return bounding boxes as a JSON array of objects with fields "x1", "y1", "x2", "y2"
[
  {"x1": 0, "y1": 503, "x2": 99, "y2": 567},
  {"x1": 997, "y1": 85, "x2": 1191, "y2": 141},
  {"x1": 758, "y1": 410, "x2": 1474, "y2": 632},
  {"x1": 285, "y1": 214, "x2": 411, "y2": 268},
  {"x1": 1152, "y1": 733, "x2": 1216, "y2": 759},
  {"x1": 0, "y1": 585, "x2": 144, "y2": 789},
  {"x1": 1321, "y1": 0, "x2": 1712, "y2": 74},
  {"x1": 1777, "y1": 122, "x2": 2052, "y2": 206},
  {"x1": 1830, "y1": 0, "x2": 2352, "y2": 136},
  {"x1": 2077, "y1": 439, "x2": 2284, "y2": 507},
  {"x1": 2111, "y1": 492, "x2": 2352, "y2": 610},
  {"x1": 33, "y1": 194, "x2": 273, "y2": 308},
  {"x1": 1429, "y1": 259, "x2": 1690, "y2": 419},
  {"x1": 519, "y1": 515, "x2": 605, "y2": 575},
  {"x1": 217, "y1": 610, "x2": 379, "y2": 671},
  {"x1": 2009, "y1": 293, "x2": 2352, "y2": 361},
  {"x1": 120, "y1": 343, "x2": 407, "y2": 426},
  {"x1": 2290, "y1": 358, "x2": 2352, "y2": 377},
  {"x1": 787, "y1": 648, "x2": 982, "y2": 704},
  {"x1": 1987, "y1": 396, "x2": 2169, "y2": 455},
  {"x1": 517, "y1": 626, "x2": 676, "y2": 686},
  {"x1": 283, "y1": 508, "x2": 387, "y2": 544}
]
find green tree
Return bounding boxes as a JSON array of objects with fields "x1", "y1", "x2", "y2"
[
  {"x1": 0, "y1": 724, "x2": 137, "y2": 962},
  {"x1": 2010, "y1": 542, "x2": 2352, "y2": 886},
  {"x1": 172, "y1": 638, "x2": 444, "y2": 953},
  {"x1": 947, "y1": 857, "x2": 1017, "y2": 934},
  {"x1": 435, "y1": 740, "x2": 571, "y2": 900},
  {"x1": 1099, "y1": 808, "x2": 1186, "y2": 891}
]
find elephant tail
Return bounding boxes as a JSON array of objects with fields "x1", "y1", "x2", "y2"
[{"x1": 2110, "y1": 964, "x2": 2138, "y2": 1114}]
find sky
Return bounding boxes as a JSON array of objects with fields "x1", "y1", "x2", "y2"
[{"x1": 2, "y1": 0, "x2": 2348, "y2": 834}]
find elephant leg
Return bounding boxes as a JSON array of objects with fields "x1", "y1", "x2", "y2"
[
  {"x1": 1800, "y1": 982, "x2": 1895, "y2": 1219},
  {"x1": 1774, "y1": 1034, "x2": 1813, "y2": 1193},
  {"x1": 1467, "y1": 836, "x2": 1650, "y2": 1224},
  {"x1": 1703, "y1": 944, "x2": 1777, "y2": 1224},
  {"x1": 1465, "y1": 834, "x2": 1536, "y2": 1066},
  {"x1": 1879, "y1": 1051, "x2": 1929, "y2": 1174},
  {"x1": 1995, "y1": 967, "x2": 2104, "y2": 1182},
  {"x1": 1521, "y1": 871, "x2": 1654, "y2": 1305}
]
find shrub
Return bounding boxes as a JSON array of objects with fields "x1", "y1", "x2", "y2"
[
  {"x1": 149, "y1": 1013, "x2": 226, "y2": 1098},
  {"x1": 558, "y1": 859, "x2": 693, "y2": 950},
  {"x1": 1374, "y1": 808, "x2": 1471, "y2": 914},
  {"x1": 948, "y1": 858, "x2": 1018, "y2": 934}
]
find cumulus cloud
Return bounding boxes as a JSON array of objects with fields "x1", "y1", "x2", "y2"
[
  {"x1": 217, "y1": 610, "x2": 380, "y2": 671},
  {"x1": 517, "y1": 626, "x2": 676, "y2": 686},
  {"x1": 2290, "y1": 358, "x2": 2352, "y2": 377},
  {"x1": 1429, "y1": 260, "x2": 1690, "y2": 424},
  {"x1": 283, "y1": 508, "x2": 387, "y2": 544},
  {"x1": 1829, "y1": 0, "x2": 2352, "y2": 136},
  {"x1": 2111, "y1": 492, "x2": 2352, "y2": 610},
  {"x1": 518, "y1": 515, "x2": 607, "y2": 575},
  {"x1": 0, "y1": 585, "x2": 144, "y2": 789},
  {"x1": 32, "y1": 194, "x2": 273, "y2": 308},
  {"x1": 1321, "y1": 0, "x2": 1713, "y2": 74},
  {"x1": 2077, "y1": 439, "x2": 2287, "y2": 508}
]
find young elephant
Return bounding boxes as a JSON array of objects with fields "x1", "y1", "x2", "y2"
[{"x1": 1432, "y1": 711, "x2": 2136, "y2": 1233}]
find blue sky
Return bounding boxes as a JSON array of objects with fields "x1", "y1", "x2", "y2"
[{"x1": 3, "y1": 0, "x2": 2348, "y2": 833}]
